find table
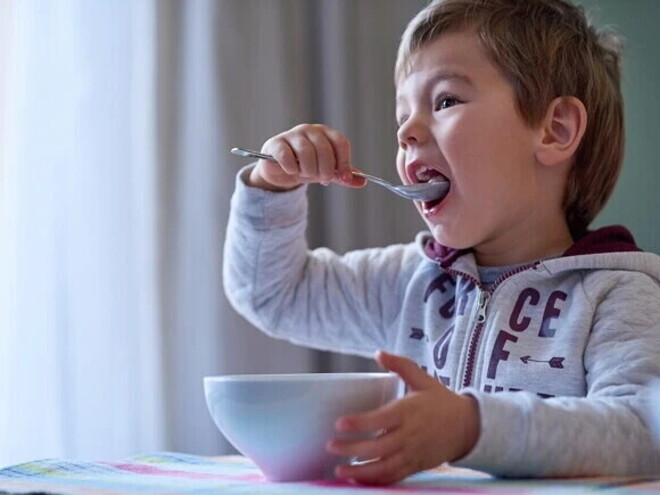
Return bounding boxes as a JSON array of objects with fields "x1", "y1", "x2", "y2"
[{"x1": 0, "y1": 452, "x2": 657, "y2": 494}]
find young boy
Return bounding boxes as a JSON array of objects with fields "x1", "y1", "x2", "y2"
[{"x1": 224, "y1": 0, "x2": 660, "y2": 484}]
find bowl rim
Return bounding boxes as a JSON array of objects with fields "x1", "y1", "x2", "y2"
[{"x1": 203, "y1": 372, "x2": 397, "y2": 383}]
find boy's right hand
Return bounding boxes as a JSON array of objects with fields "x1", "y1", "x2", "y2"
[{"x1": 247, "y1": 124, "x2": 366, "y2": 191}]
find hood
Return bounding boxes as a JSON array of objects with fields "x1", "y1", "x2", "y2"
[{"x1": 563, "y1": 225, "x2": 641, "y2": 256}]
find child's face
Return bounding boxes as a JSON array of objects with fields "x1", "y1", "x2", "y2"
[{"x1": 395, "y1": 30, "x2": 547, "y2": 257}]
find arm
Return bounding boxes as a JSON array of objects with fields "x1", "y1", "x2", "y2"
[
  {"x1": 455, "y1": 272, "x2": 660, "y2": 476},
  {"x1": 223, "y1": 166, "x2": 419, "y2": 356}
]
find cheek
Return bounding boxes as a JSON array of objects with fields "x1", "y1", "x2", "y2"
[
  {"x1": 434, "y1": 114, "x2": 474, "y2": 157},
  {"x1": 442, "y1": 113, "x2": 534, "y2": 181},
  {"x1": 439, "y1": 120, "x2": 482, "y2": 179}
]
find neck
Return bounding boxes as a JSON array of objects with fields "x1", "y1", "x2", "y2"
[{"x1": 474, "y1": 218, "x2": 573, "y2": 267}]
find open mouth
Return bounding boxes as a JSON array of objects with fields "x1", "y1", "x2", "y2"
[{"x1": 409, "y1": 164, "x2": 450, "y2": 212}]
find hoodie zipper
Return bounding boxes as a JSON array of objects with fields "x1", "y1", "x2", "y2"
[
  {"x1": 437, "y1": 266, "x2": 488, "y2": 389},
  {"x1": 462, "y1": 289, "x2": 489, "y2": 388},
  {"x1": 438, "y1": 261, "x2": 541, "y2": 389}
]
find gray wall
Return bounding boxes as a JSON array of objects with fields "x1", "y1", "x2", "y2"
[{"x1": 578, "y1": 0, "x2": 660, "y2": 253}]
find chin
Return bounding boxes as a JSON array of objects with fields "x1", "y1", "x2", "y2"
[{"x1": 426, "y1": 223, "x2": 471, "y2": 250}]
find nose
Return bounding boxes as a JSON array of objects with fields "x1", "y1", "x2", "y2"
[{"x1": 397, "y1": 113, "x2": 429, "y2": 150}]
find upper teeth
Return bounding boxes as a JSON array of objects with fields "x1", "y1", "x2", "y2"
[{"x1": 415, "y1": 165, "x2": 440, "y2": 183}]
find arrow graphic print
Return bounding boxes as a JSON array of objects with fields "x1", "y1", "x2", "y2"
[{"x1": 520, "y1": 355, "x2": 565, "y2": 369}]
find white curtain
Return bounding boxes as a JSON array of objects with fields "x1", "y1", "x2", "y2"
[
  {"x1": 0, "y1": 0, "x2": 164, "y2": 464},
  {"x1": 0, "y1": 0, "x2": 425, "y2": 466}
]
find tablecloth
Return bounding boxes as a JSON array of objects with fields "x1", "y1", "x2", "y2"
[{"x1": 0, "y1": 452, "x2": 658, "y2": 495}]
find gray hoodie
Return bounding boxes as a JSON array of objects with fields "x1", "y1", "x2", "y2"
[{"x1": 223, "y1": 167, "x2": 660, "y2": 477}]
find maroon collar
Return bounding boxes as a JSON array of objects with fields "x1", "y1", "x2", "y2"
[
  {"x1": 424, "y1": 225, "x2": 641, "y2": 267},
  {"x1": 563, "y1": 225, "x2": 641, "y2": 256}
]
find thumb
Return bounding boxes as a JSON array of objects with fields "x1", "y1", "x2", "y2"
[{"x1": 375, "y1": 350, "x2": 437, "y2": 392}]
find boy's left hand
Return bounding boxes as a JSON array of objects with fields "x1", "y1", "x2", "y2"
[{"x1": 326, "y1": 351, "x2": 480, "y2": 485}]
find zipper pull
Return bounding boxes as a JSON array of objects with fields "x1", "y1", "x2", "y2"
[{"x1": 476, "y1": 290, "x2": 490, "y2": 324}]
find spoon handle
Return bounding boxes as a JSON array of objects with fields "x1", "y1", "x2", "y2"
[
  {"x1": 231, "y1": 147, "x2": 276, "y2": 162},
  {"x1": 232, "y1": 147, "x2": 366, "y2": 179},
  {"x1": 232, "y1": 146, "x2": 371, "y2": 185},
  {"x1": 351, "y1": 172, "x2": 389, "y2": 187}
]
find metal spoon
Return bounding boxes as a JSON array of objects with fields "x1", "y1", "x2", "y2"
[{"x1": 230, "y1": 147, "x2": 449, "y2": 202}]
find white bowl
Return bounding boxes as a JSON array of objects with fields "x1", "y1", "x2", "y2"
[{"x1": 204, "y1": 372, "x2": 399, "y2": 481}]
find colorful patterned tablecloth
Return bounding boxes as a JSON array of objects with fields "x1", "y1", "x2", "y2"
[{"x1": 0, "y1": 452, "x2": 657, "y2": 495}]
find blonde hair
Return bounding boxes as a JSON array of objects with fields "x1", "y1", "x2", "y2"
[{"x1": 396, "y1": 0, "x2": 624, "y2": 237}]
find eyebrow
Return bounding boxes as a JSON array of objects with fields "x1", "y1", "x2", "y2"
[
  {"x1": 429, "y1": 70, "x2": 473, "y2": 86},
  {"x1": 396, "y1": 70, "x2": 473, "y2": 105}
]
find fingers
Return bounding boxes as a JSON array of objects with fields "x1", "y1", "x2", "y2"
[
  {"x1": 326, "y1": 427, "x2": 402, "y2": 461},
  {"x1": 335, "y1": 453, "x2": 415, "y2": 486},
  {"x1": 326, "y1": 354, "x2": 466, "y2": 485},
  {"x1": 262, "y1": 124, "x2": 362, "y2": 186},
  {"x1": 287, "y1": 133, "x2": 318, "y2": 180},
  {"x1": 335, "y1": 400, "x2": 402, "y2": 434},
  {"x1": 263, "y1": 137, "x2": 299, "y2": 176},
  {"x1": 376, "y1": 350, "x2": 438, "y2": 392},
  {"x1": 305, "y1": 131, "x2": 335, "y2": 182},
  {"x1": 329, "y1": 423, "x2": 428, "y2": 485},
  {"x1": 325, "y1": 128, "x2": 354, "y2": 183}
]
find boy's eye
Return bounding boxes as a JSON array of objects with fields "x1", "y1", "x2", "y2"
[{"x1": 435, "y1": 95, "x2": 460, "y2": 111}]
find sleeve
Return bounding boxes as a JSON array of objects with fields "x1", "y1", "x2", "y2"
[
  {"x1": 222, "y1": 166, "x2": 419, "y2": 357},
  {"x1": 453, "y1": 272, "x2": 660, "y2": 476}
]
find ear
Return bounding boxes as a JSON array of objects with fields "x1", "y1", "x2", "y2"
[{"x1": 535, "y1": 96, "x2": 587, "y2": 167}]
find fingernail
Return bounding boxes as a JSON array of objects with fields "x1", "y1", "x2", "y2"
[
  {"x1": 375, "y1": 349, "x2": 389, "y2": 361},
  {"x1": 342, "y1": 171, "x2": 353, "y2": 182}
]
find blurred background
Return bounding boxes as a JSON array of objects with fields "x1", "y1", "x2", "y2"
[{"x1": 0, "y1": 0, "x2": 658, "y2": 467}]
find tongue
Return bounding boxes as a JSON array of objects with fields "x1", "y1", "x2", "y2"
[
  {"x1": 419, "y1": 168, "x2": 448, "y2": 183},
  {"x1": 428, "y1": 175, "x2": 448, "y2": 184}
]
